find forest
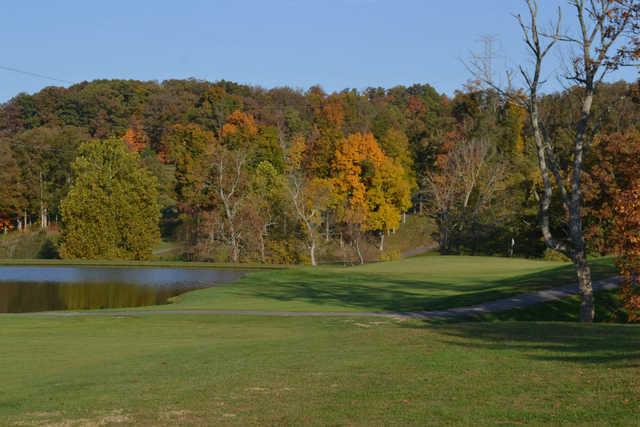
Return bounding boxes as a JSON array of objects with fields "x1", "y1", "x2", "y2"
[{"x1": 1, "y1": 77, "x2": 639, "y2": 265}]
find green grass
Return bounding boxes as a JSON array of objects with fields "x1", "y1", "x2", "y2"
[
  {"x1": 1, "y1": 255, "x2": 634, "y2": 425},
  {"x1": 474, "y1": 288, "x2": 626, "y2": 323},
  {"x1": 1, "y1": 315, "x2": 639, "y2": 426},
  {"x1": 160, "y1": 256, "x2": 617, "y2": 313}
]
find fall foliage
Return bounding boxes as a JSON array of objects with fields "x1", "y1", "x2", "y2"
[{"x1": 0, "y1": 75, "x2": 638, "y2": 272}]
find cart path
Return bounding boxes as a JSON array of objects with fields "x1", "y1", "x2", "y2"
[{"x1": 6, "y1": 276, "x2": 622, "y2": 320}]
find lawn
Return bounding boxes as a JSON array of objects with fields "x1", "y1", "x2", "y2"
[
  {"x1": 1, "y1": 255, "x2": 635, "y2": 425},
  {"x1": 1, "y1": 315, "x2": 639, "y2": 426},
  {"x1": 474, "y1": 288, "x2": 627, "y2": 323},
  {"x1": 160, "y1": 256, "x2": 618, "y2": 313}
]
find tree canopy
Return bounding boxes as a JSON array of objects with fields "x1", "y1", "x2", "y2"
[{"x1": 59, "y1": 138, "x2": 160, "y2": 260}]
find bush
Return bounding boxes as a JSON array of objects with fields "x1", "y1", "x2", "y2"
[
  {"x1": 379, "y1": 249, "x2": 401, "y2": 262},
  {"x1": 543, "y1": 248, "x2": 571, "y2": 262}
]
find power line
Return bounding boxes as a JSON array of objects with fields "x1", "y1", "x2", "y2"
[{"x1": 0, "y1": 65, "x2": 74, "y2": 85}]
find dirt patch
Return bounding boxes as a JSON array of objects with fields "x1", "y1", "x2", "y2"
[{"x1": 12, "y1": 410, "x2": 131, "y2": 427}]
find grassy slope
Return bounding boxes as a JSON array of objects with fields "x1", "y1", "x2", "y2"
[
  {"x1": 474, "y1": 288, "x2": 626, "y2": 322},
  {"x1": 1, "y1": 315, "x2": 639, "y2": 426},
  {"x1": 163, "y1": 256, "x2": 617, "y2": 313}
]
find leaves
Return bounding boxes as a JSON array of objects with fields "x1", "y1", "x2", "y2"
[{"x1": 60, "y1": 138, "x2": 160, "y2": 260}]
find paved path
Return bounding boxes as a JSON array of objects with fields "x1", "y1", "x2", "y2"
[{"x1": 7, "y1": 277, "x2": 621, "y2": 320}]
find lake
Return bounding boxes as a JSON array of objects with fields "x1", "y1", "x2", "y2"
[{"x1": 0, "y1": 266, "x2": 247, "y2": 313}]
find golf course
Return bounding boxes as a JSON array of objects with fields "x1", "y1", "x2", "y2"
[{"x1": 2, "y1": 255, "x2": 639, "y2": 426}]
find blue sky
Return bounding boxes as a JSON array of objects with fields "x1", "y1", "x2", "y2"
[{"x1": 1, "y1": 0, "x2": 637, "y2": 101}]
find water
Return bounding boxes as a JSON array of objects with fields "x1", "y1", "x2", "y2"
[{"x1": 0, "y1": 266, "x2": 247, "y2": 313}]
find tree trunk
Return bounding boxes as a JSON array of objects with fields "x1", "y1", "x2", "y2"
[
  {"x1": 354, "y1": 236, "x2": 364, "y2": 265},
  {"x1": 309, "y1": 239, "x2": 317, "y2": 266},
  {"x1": 325, "y1": 212, "x2": 330, "y2": 242},
  {"x1": 379, "y1": 233, "x2": 384, "y2": 252},
  {"x1": 574, "y1": 252, "x2": 594, "y2": 322},
  {"x1": 229, "y1": 224, "x2": 239, "y2": 263},
  {"x1": 259, "y1": 234, "x2": 266, "y2": 263}
]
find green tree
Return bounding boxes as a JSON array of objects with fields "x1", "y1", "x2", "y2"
[
  {"x1": 60, "y1": 138, "x2": 160, "y2": 260},
  {"x1": 0, "y1": 141, "x2": 26, "y2": 229}
]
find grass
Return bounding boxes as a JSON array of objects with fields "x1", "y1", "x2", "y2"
[
  {"x1": 474, "y1": 288, "x2": 626, "y2": 323},
  {"x1": 1, "y1": 315, "x2": 639, "y2": 426},
  {"x1": 1, "y1": 255, "x2": 635, "y2": 425},
  {"x1": 159, "y1": 255, "x2": 618, "y2": 313}
]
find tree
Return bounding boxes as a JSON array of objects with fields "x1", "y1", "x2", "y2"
[
  {"x1": 8, "y1": 126, "x2": 88, "y2": 229},
  {"x1": 0, "y1": 141, "x2": 26, "y2": 230},
  {"x1": 333, "y1": 132, "x2": 412, "y2": 262},
  {"x1": 494, "y1": 0, "x2": 638, "y2": 322},
  {"x1": 613, "y1": 179, "x2": 640, "y2": 321},
  {"x1": 163, "y1": 123, "x2": 216, "y2": 214},
  {"x1": 286, "y1": 135, "x2": 334, "y2": 266},
  {"x1": 426, "y1": 138, "x2": 505, "y2": 253},
  {"x1": 207, "y1": 147, "x2": 250, "y2": 263},
  {"x1": 248, "y1": 161, "x2": 287, "y2": 262},
  {"x1": 366, "y1": 157, "x2": 413, "y2": 251},
  {"x1": 59, "y1": 138, "x2": 160, "y2": 260},
  {"x1": 583, "y1": 131, "x2": 640, "y2": 253},
  {"x1": 123, "y1": 115, "x2": 149, "y2": 154}
]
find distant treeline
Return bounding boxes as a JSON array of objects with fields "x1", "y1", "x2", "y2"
[{"x1": 0, "y1": 78, "x2": 638, "y2": 262}]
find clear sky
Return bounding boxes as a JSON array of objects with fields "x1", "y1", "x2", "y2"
[{"x1": 1, "y1": 0, "x2": 637, "y2": 101}]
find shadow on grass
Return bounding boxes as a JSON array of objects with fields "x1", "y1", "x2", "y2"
[
  {"x1": 426, "y1": 322, "x2": 640, "y2": 365},
  {"x1": 239, "y1": 258, "x2": 617, "y2": 312}
]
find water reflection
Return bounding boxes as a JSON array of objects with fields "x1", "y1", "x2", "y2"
[{"x1": 0, "y1": 266, "x2": 246, "y2": 313}]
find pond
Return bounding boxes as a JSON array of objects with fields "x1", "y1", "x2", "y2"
[{"x1": 0, "y1": 266, "x2": 247, "y2": 313}]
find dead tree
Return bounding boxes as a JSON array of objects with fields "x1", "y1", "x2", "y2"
[{"x1": 513, "y1": 0, "x2": 637, "y2": 322}]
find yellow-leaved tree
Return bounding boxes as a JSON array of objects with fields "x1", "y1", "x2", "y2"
[{"x1": 333, "y1": 132, "x2": 412, "y2": 263}]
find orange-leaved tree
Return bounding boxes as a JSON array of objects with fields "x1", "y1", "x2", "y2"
[
  {"x1": 333, "y1": 132, "x2": 412, "y2": 263},
  {"x1": 613, "y1": 178, "x2": 640, "y2": 321}
]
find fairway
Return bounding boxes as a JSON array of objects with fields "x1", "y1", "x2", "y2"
[
  {"x1": 160, "y1": 256, "x2": 617, "y2": 313},
  {"x1": 2, "y1": 315, "x2": 639, "y2": 426},
  {"x1": 0, "y1": 256, "x2": 635, "y2": 426}
]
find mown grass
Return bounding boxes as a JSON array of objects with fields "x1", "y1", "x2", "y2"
[
  {"x1": 1, "y1": 255, "x2": 633, "y2": 425},
  {"x1": 1, "y1": 315, "x2": 639, "y2": 426},
  {"x1": 162, "y1": 256, "x2": 617, "y2": 313},
  {"x1": 474, "y1": 288, "x2": 627, "y2": 323}
]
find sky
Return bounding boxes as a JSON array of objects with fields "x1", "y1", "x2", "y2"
[{"x1": 1, "y1": 0, "x2": 637, "y2": 101}]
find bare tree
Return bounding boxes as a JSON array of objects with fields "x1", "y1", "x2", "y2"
[
  {"x1": 211, "y1": 148, "x2": 248, "y2": 263},
  {"x1": 427, "y1": 138, "x2": 505, "y2": 253},
  {"x1": 492, "y1": 0, "x2": 638, "y2": 322}
]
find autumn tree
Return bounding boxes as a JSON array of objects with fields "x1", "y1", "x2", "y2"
[
  {"x1": 193, "y1": 110, "x2": 264, "y2": 262},
  {"x1": 583, "y1": 131, "x2": 640, "y2": 253},
  {"x1": 123, "y1": 115, "x2": 149, "y2": 154},
  {"x1": 163, "y1": 124, "x2": 216, "y2": 216},
  {"x1": 613, "y1": 179, "x2": 640, "y2": 321},
  {"x1": 333, "y1": 132, "x2": 412, "y2": 263},
  {"x1": 60, "y1": 138, "x2": 160, "y2": 260},
  {"x1": 285, "y1": 135, "x2": 334, "y2": 266}
]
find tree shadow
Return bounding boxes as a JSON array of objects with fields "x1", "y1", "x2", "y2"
[
  {"x1": 238, "y1": 259, "x2": 617, "y2": 313},
  {"x1": 415, "y1": 321, "x2": 640, "y2": 366}
]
